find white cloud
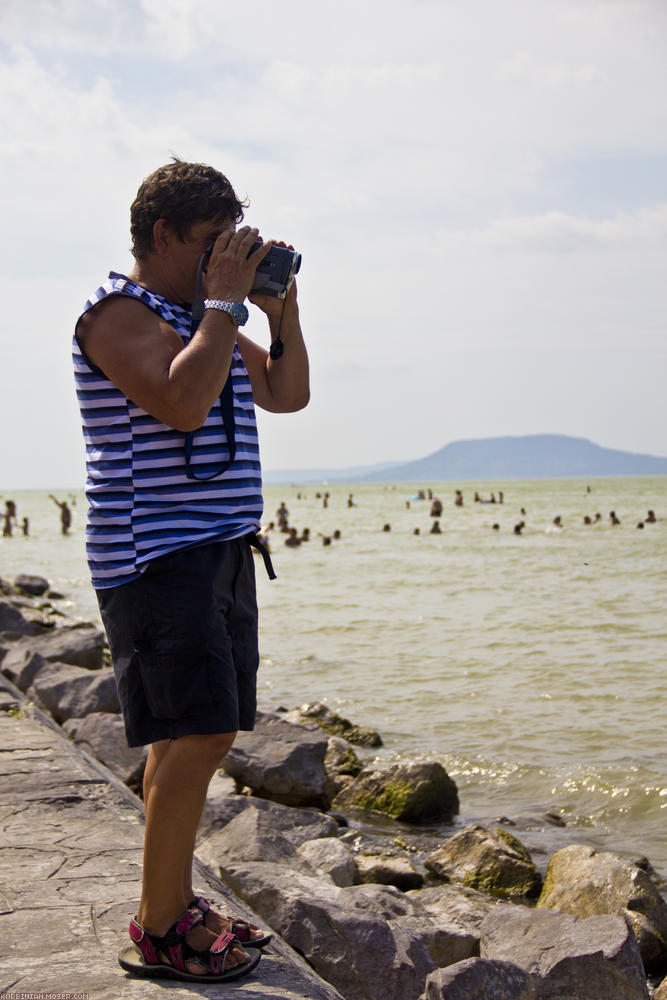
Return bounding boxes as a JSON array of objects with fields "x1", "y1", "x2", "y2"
[
  {"x1": 436, "y1": 204, "x2": 667, "y2": 254},
  {"x1": 1, "y1": 0, "x2": 666, "y2": 485}
]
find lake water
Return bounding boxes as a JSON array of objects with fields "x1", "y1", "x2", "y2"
[{"x1": 1, "y1": 478, "x2": 665, "y2": 879}]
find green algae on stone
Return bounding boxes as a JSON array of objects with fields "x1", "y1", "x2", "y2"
[
  {"x1": 333, "y1": 760, "x2": 459, "y2": 824},
  {"x1": 425, "y1": 824, "x2": 542, "y2": 900},
  {"x1": 289, "y1": 702, "x2": 383, "y2": 747}
]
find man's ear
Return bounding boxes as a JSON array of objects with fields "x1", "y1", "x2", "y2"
[{"x1": 152, "y1": 218, "x2": 171, "y2": 258}]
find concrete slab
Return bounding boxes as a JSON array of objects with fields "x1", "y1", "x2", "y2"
[{"x1": 0, "y1": 681, "x2": 345, "y2": 999}]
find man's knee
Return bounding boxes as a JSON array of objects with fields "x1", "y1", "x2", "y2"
[{"x1": 196, "y1": 731, "x2": 238, "y2": 766}]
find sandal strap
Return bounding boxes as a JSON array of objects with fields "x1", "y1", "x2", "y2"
[
  {"x1": 129, "y1": 917, "x2": 159, "y2": 965},
  {"x1": 159, "y1": 907, "x2": 238, "y2": 976},
  {"x1": 130, "y1": 905, "x2": 236, "y2": 975}
]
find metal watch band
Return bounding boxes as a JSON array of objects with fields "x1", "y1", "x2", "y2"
[{"x1": 203, "y1": 299, "x2": 248, "y2": 326}]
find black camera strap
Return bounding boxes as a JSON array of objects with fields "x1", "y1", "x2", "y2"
[{"x1": 184, "y1": 250, "x2": 236, "y2": 481}]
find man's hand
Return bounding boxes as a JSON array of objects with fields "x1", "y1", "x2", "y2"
[
  {"x1": 205, "y1": 226, "x2": 272, "y2": 303},
  {"x1": 248, "y1": 241, "x2": 298, "y2": 320}
]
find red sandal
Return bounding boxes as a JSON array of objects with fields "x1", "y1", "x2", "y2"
[
  {"x1": 192, "y1": 894, "x2": 273, "y2": 949},
  {"x1": 118, "y1": 904, "x2": 261, "y2": 982}
]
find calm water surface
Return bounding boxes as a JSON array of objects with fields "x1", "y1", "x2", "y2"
[{"x1": 2, "y1": 478, "x2": 665, "y2": 876}]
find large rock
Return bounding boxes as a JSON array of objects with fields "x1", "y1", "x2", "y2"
[
  {"x1": 285, "y1": 701, "x2": 383, "y2": 747},
  {"x1": 196, "y1": 770, "x2": 249, "y2": 840},
  {"x1": 30, "y1": 664, "x2": 120, "y2": 722},
  {"x1": 197, "y1": 798, "x2": 340, "y2": 871},
  {"x1": 296, "y1": 837, "x2": 357, "y2": 886},
  {"x1": 537, "y1": 844, "x2": 667, "y2": 971},
  {"x1": 421, "y1": 958, "x2": 536, "y2": 1000},
  {"x1": 324, "y1": 736, "x2": 364, "y2": 797},
  {"x1": 425, "y1": 824, "x2": 541, "y2": 899},
  {"x1": 333, "y1": 760, "x2": 459, "y2": 824},
  {"x1": 480, "y1": 903, "x2": 649, "y2": 1000},
  {"x1": 221, "y1": 711, "x2": 333, "y2": 808},
  {"x1": 654, "y1": 974, "x2": 667, "y2": 1000},
  {"x1": 3, "y1": 651, "x2": 52, "y2": 691},
  {"x1": 0, "y1": 598, "x2": 44, "y2": 637},
  {"x1": 63, "y1": 713, "x2": 146, "y2": 793},
  {"x1": 410, "y1": 883, "x2": 499, "y2": 946},
  {"x1": 13, "y1": 573, "x2": 50, "y2": 596},
  {"x1": 0, "y1": 624, "x2": 106, "y2": 680},
  {"x1": 355, "y1": 853, "x2": 424, "y2": 891},
  {"x1": 221, "y1": 861, "x2": 441, "y2": 1000}
]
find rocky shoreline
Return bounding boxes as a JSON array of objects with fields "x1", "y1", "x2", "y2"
[{"x1": 1, "y1": 572, "x2": 666, "y2": 1000}]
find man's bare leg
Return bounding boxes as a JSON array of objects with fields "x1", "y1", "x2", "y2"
[{"x1": 137, "y1": 732, "x2": 248, "y2": 974}]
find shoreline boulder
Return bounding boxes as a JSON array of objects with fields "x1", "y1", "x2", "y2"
[
  {"x1": 30, "y1": 664, "x2": 120, "y2": 722},
  {"x1": 421, "y1": 957, "x2": 536, "y2": 1000},
  {"x1": 221, "y1": 711, "x2": 333, "y2": 807},
  {"x1": 63, "y1": 712, "x2": 146, "y2": 793},
  {"x1": 285, "y1": 701, "x2": 383, "y2": 747},
  {"x1": 333, "y1": 760, "x2": 459, "y2": 824},
  {"x1": 537, "y1": 844, "x2": 667, "y2": 971},
  {"x1": 425, "y1": 824, "x2": 542, "y2": 899},
  {"x1": 0, "y1": 623, "x2": 106, "y2": 678},
  {"x1": 480, "y1": 904, "x2": 649, "y2": 1000}
]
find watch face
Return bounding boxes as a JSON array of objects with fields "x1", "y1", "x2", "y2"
[{"x1": 232, "y1": 303, "x2": 249, "y2": 326}]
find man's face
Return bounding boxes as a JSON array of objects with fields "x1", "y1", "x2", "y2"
[{"x1": 166, "y1": 216, "x2": 236, "y2": 303}]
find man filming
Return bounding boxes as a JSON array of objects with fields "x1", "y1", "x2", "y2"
[{"x1": 74, "y1": 158, "x2": 309, "y2": 983}]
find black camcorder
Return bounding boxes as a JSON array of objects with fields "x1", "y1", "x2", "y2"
[
  {"x1": 248, "y1": 241, "x2": 301, "y2": 299},
  {"x1": 200, "y1": 240, "x2": 301, "y2": 300}
]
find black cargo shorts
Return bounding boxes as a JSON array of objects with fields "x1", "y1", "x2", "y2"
[{"x1": 96, "y1": 536, "x2": 259, "y2": 747}]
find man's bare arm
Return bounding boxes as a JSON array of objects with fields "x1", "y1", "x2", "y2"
[
  {"x1": 76, "y1": 225, "x2": 272, "y2": 431},
  {"x1": 76, "y1": 297, "x2": 239, "y2": 431},
  {"x1": 238, "y1": 282, "x2": 310, "y2": 414}
]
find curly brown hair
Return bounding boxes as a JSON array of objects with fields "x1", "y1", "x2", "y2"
[{"x1": 130, "y1": 158, "x2": 247, "y2": 259}]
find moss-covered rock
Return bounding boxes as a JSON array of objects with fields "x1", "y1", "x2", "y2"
[
  {"x1": 425, "y1": 824, "x2": 541, "y2": 899},
  {"x1": 286, "y1": 702, "x2": 383, "y2": 747},
  {"x1": 333, "y1": 760, "x2": 459, "y2": 824}
]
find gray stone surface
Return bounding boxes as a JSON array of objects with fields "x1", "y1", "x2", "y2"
[
  {"x1": 355, "y1": 853, "x2": 424, "y2": 891},
  {"x1": 222, "y1": 861, "x2": 438, "y2": 1000},
  {"x1": 421, "y1": 958, "x2": 536, "y2": 1000},
  {"x1": 1, "y1": 622, "x2": 106, "y2": 678},
  {"x1": 480, "y1": 903, "x2": 649, "y2": 1000},
  {"x1": 13, "y1": 573, "x2": 50, "y2": 596},
  {"x1": 63, "y1": 712, "x2": 147, "y2": 793},
  {"x1": 0, "y1": 597, "x2": 43, "y2": 636},
  {"x1": 222, "y1": 710, "x2": 334, "y2": 808},
  {"x1": 295, "y1": 836, "x2": 357, "y2": 886},
  {"x1": 197, "y1": 797, "x2": 340, "y2": 872},
  {"x1": 31, "y1": 663, "x2": 121, "y2": 721},
  {"x1": 537, "y1": 843, "x2": 667, "y2": 971},
  {"x1": 0, "y1": 681, "x2": 345, "y2": 999},
  {"x1": 409, "y1": 883, "x2": 499, "y2": 935},
  {"x1": 2, "y1": 649, "x2": 51, "y2": 691}
]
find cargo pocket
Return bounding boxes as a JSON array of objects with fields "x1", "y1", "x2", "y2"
[{"x1": 134, "y1": 636, "x2": 209, "y2": 720}]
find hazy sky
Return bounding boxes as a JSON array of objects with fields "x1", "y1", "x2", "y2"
[{"x1": 1, "y1": 0, "x2": 666, "y2": 488}]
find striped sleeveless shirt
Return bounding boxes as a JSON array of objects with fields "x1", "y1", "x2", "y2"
[{"x1": 73, "y1": 272, "x2": 263, "y2": 590}]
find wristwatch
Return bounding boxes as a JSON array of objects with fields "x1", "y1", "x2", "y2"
[{"x1": 203, "y1": 299, "x2": 249, "y2": 326}]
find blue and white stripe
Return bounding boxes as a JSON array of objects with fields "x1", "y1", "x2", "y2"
[{"x1": 73, "y1": 272, "x2": 263, "y2": 590}]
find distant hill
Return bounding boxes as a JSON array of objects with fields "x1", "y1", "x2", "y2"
[
  {"x1": 262, "y1": 460, "x2": 404, "y2": 485},
  {"x1": 264, "y1": 435, "x2": 667, "y2": 484}
]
